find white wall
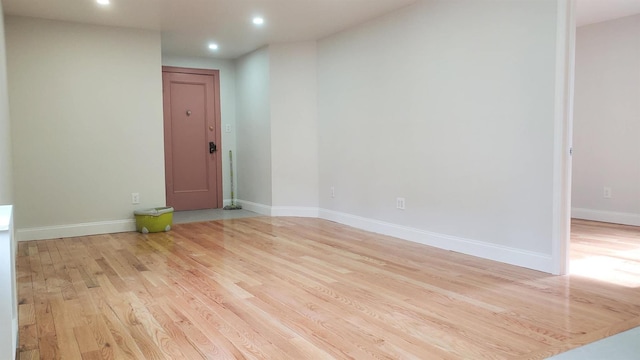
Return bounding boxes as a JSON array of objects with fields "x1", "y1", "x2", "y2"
[
  {"x1": 572, "y1": 14, "x2": 640, "y2": 226},
  {"x1": 235, "y1": 48, "x2": 272, "y2": 206},
  {"x1": 317, "y1": 0, "x2": 560, "y2": 264},
  {"x1": 0, "y1": 4, "x2": 13, "y2": 206},
  {"x1": 1, "y1": 1, "x2": 572, "y2": 273},
  {"x1": 0, "y1": 12, "x2": 17, "y2": 358},
  {"x1": 161, "y1": 55, "x2": 237, "y2": 202},
  {"x1": 6, "y1": 17, "x2": 165, "y2": 239},
  {"x1": 270, "y1": 43, "x2": 319, "y2": 209}
]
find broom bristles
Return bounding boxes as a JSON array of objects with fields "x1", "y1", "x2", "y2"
[{"x1": 223, "y1": 203, "x2": 242, "y2": 210}]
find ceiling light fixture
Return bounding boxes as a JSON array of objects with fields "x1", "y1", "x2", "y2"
[
  {"x1": 208, "y1": 43, "x2": 219, "y2": 51},
  {"x1": 96, "y1": 0, "x2": 110, "y2": 5},
  {"x1": 253, "y1": 17, "x2": 265, "y2": 26}
]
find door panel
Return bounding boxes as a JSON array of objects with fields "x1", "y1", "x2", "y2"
[
  {"x1": 162, "y1": 68, "x2": 222, "y2": 211},
  {"x1": 170, "y1": 82, "x2": 208, "y2": 192}
]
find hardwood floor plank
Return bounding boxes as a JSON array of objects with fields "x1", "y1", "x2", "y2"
[
  {"x1": 18, "y1": 349, "x2": 40, "y2": 360},
  {"x1": 96, "y1": 309, "x2": 147, "y2": 359},
  {"x1": 247, "y1": 285, "x2": 381, "y2": 359},
  {"x1": 152, "y1": 302, "x2": 220, "y2": 360},
  {"x1": 73, "y1": 325, "x2": 100, "y2": 354},
  {"x1": 34, "y1": 300, "x2": 55, "y2": 339},
  {"x1": 223, "y1": 297, "x2": 332, "y2": 359},
  {"x1": 80, "y1": 350, "x2": 104, "y2": 360},
  {"x1": 18, "y1": 324, "x2": 39, "y2": 353},
  {"x1": 16, "y1": 217, "x2": 640, "y2": 359},
  {"x1": 19, "y1": 303, "x2": 35, "y2": 326},
  {"x1": 126, "y1": 292, "x2": 202, "y2": 360},
  {"x1": 169, "y1": 279, "x2": 274, "y2": 359},
  {"x1": 83, "y1": 314, "x2": 125, "y2": 360},
  {"x1": 164, "y1": 294, "x2": 250, "y2": 360},
  {"x1": 37, "y1": 334, "x2": 59, "y2": 360},
  {"x1": 49, "y1": 296, "x2": 83, "y2": 359}
]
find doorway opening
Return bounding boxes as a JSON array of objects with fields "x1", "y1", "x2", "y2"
[{"x1": 568, "y1": 13, "x2": 640, "y2": 283}]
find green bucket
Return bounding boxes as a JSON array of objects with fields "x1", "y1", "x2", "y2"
[{"x1": 134, "y1": 207, "x2": 174, "y2": 233}]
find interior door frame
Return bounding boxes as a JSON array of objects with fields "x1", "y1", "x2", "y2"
[
  {"x1": 162, "y1": 66, "x2": 223, "y2": 209},
  {"x1": 552, "y1": 0, "x2": 576, "y2": 276}
]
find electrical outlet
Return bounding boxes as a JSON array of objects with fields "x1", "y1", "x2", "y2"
[
  {"x1": 132, "y1": 192, "x2": 140, "y2": 204},
  {"x1": 603, "y1": 187, "x2": 612, "y2": 199},
  {"x1": 330, "y1": 186, "x2": 335, "y2": 198},
  {"x1": 396, "y1": 197, "x2": 405, "y2": 210},
  {"x1": 225, "y1": 124, "x2": 231, "y2": 133}
]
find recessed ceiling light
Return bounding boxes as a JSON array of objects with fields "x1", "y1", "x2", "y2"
[
  {"x1": 252, "y1": 17, "x2": 265, "y2": 26},
  {"x1": 208, "y1": 43, "x2": 219, "y2": 51},
  {"x1": 96, "y1": 0, "x2": 110, "y2": 5}
]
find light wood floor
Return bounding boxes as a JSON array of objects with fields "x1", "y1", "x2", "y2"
[{"x1": 16, "y1": 217, "x2": 640, "y2": 359}]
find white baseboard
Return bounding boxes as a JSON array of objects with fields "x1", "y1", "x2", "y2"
[
  {"x1": 572, "y1": 208, "x2": 640, "y2": 227},
  {"x1": 12, "y1": 318, "x2": 17, "y2": 360},
  {"x1": 228, "y1": 200, "x2": 553, "y2": 272},
  {"x1": 17, "y1": 219, "x2": 135, "y2": 242},
  {"x1": 15, "y1": 200, "x2": 555, "y2": 272},
  {"x1": 271, "y1": 206, "x2": 319, "y2": 217},
  {"x1": 236, "y1": 200, "x2": 272, "y2": 216},
  {"x1": 237, "y1": 200, "x2": 319, "y2": 218},
  {"x1": 319, "y1": 209, "x2": 553, "y2": 273}
]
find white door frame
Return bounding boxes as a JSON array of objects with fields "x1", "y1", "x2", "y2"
[{"x1": 552, "y1": 0, "x2": 577, "y2": 275}]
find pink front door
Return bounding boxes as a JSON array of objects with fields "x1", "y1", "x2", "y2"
[{"x1": 162, "y1": 67, "x2": 222, "y2": 211}]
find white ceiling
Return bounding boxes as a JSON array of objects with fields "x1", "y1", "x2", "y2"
[
  {"x1": 0, "y1": 0, "x2": 416, "y2": 59},
  {"x1": 2, "y1": 0, "x2": 640, "y2": 59},
  {"x1": 576, "y1": 0, "x2": 640, "y2": 26}
]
